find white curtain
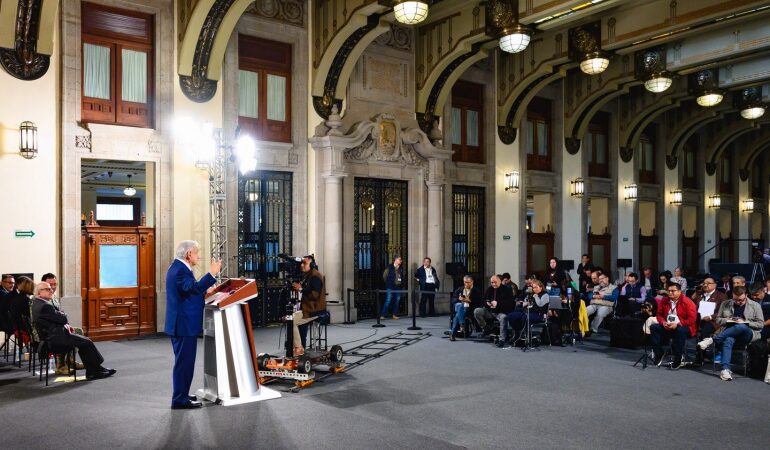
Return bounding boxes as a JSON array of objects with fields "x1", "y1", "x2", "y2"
[
  {"x1": 267, "y1": 74, "x2": 286, "y2": 121},
  {"x1": 239, "y1": 70, "x2": 258, "y2": 118},
  {"x1": 84, "y1": 43, "x2": 110, "y2": 100},
  {"x1": 451, "y1": 107, "x2": 461, "y2": 145},
  {"x1": 121, "y1": 49, "x2": 147, "y2": 103},
  {"x1": 466, "y1": 110, "x2": 479, "y2": 146}
]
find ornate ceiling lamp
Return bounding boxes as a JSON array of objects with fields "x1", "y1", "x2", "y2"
[
  {"x1": 637, "y1": 47, "x2": 673, "y2": 93},
  {"x1": 736, "y1": 87, "x2": 765, "y2": 120},
  {"x1": 393, "y1": 1, "x2": 429, "y2": 25},
  {"x1": 569, "y1": 22, "x2": 610, "y2": 75},
  {"x1": 487, "y1": 0, "x2": 532, "y2": 54},
  {"x1": 690, "y1": 69, "x2": 723, "y2": 107}
]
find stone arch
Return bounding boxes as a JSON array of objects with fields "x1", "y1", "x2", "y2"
[
  {"x1": 705, "y1": 122, "x2": 766, "y2": 166},
  {"x1": 740, "y1": 133, "x2": 770, "y2": 172}
]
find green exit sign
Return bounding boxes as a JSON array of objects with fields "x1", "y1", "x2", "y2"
[
  {"x1": 15, "y1": 230, "x2": 35, "y2": 238},
  {"x1": 502, "y1": 235, "x2": 511, "y2": 240}
]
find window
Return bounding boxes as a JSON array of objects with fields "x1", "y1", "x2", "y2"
[
  {"x1": 719, "y1": 152, "x2": 733, "y2": 194},
  {"x1": 452, "y1": 186, "x2": 485, "y2": 287},
  {"x1": 682, "y1": 134, "x2": 698, "y2": 189},
  {"x1": 238, "y1": 34, "x2": 292, "y2": 143},
  {"x1": 526, "y1": 97, "x2": 552, "y2": 171},
  {"x1": 638, "y1": 124, "x2": 656, "y2": 184},
  {"x1": 96, "y1": 196, "x2": 140, "y2": 226},
  {"x1": 450, "y1": 80, "x2": 484, "y2": 164},
  {"x1": 81, "y1": 2, "x2": 154, "y2": 128},
  {"x1": 586, "y1": 112, "x2": 609, "y2": 178}
]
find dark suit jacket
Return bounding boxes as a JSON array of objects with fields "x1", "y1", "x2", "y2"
[
  {"x1": 451, "y1": 285, "x2": 482, "y2": 309},
  {"x1": 415, "y1": 266, "x2": 440, "y2": 291},
  {"x1": 483, "y1": 285, "x2": 515, "y2": 314},
  {"x1": 31, "y1": 297, "x2": 71, "y2": 348},
  {"x1": 164, "y1": 259, "x2": 216, "y2": 337}
]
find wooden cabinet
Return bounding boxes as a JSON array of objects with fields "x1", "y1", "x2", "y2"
[{"x1": 81, "y1": 225, "x2": 155, "y2": 341}]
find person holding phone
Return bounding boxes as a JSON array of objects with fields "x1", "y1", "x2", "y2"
[{"x1": 650, "y1": 282, "x2": 696, "y2": 369}]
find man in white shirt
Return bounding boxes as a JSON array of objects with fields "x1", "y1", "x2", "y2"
[{"x1": 415, "y1": 257, "x2": 440, "y2": 317}]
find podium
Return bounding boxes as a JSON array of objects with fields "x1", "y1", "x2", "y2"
[{"x1": 196, "y1": 278, "x2": 281, "y2": 406}]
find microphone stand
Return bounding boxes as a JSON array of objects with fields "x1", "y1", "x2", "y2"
[{"x1": 521, "y1": 295, "x2": 539, "y2": 352}]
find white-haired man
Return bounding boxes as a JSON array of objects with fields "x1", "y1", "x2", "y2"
[{"x1": 165, "y1": 240, "x2": 221, "y2": 409}]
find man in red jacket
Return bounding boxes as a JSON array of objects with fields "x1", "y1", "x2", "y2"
[{"x1": 650, "y1": 282, "x2": 697, "y2": 369}]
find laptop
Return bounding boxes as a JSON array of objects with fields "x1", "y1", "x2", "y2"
[{"x1": 549, "y1": 295, "x2": 566, "y2": 309}]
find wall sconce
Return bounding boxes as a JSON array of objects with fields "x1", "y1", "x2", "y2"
[
  {"x1": 624, "y1": 183, "x2": 638, "y2": 201},
  {"x1": 742, "y1": 198, "x2": 755, "y2": 213},
  {"x1": 19, "y1": 121, "x2": 38, "y2": 159},
  {"x1": 504, "y1": 170, "x2": 520, "y2": 193},
  {"x1": 570, "y1": 177, "x2": 585, "y2": 198},
  {"x1": 670, "y1": 189, "x2": 683, "y2": 206},
  {"x1": 123, "y1": 174, "x2": 137, "y2": 197},
  {"x1": 708, "y1": 194, "x2": 721, "y2": 209}
]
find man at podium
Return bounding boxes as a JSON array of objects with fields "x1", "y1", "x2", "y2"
[
  {"x1": 165, "y1": 240, "x2": 221, "y2": 409},
  {"x1": 291, "y1": 256, "x2": 326, "y2": 356}
]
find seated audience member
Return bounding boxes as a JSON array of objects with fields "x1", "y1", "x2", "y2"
[
  {"x1": 728, "y1": 275, "x2": 746, "y2": 298},
  {"x1": 765, "y1": 278, "x2": 770, "y2": 296},
  {"x1": 508, "y1": 280, "x2": 550, "y2": 343},
  {"x1": 585, "y1": 269, "x2": 602, "y2": 303},
  {"x1": 500, "y1": 272, "x2": 519, "y2": 298},
  {"x1": 576, "y1": 254, "x2": 593, "y2": 279},
  {"x1": 697, "y1": 285, "x2": 764, "y2": 381},
  {"x1": 31, "y1": 282, "x2": 116, "y2": 380},
  {"x1": 8, "y1": 276, "x2": 34, "y2": 337},
  {"x1": 750, "y1": 285, "x2": 770, "y2": 341},
  {"x1": 585, "y1": 273, "x2": 618, "y2": 334},
  {"x1": 650, "y1": 282, "x2": 697, "y2": 369},
  {"x1": 578, "y1": 266, "x2": 594, "y2": 298},
  {"x1": 449, "y1": 275, "x2": 482, "y2": 341},
  {"x1": 691, "y1": 277, "x2": 727, "y2": 363},
  {"x1": 1, "y1": 274, "x2": 14, "y2": 335},
  {"x1": 719, "y1": 273, "x2": 732, "y2": 292},
  {"x1": 545, "y1": 257, "x2": 566, "y2": 295},
  {"x1": 641, "y1": 267, "x2": 655, "y2": 294},
  {"x1": 474, "y1": 275, "x2": 515, "y2": 347},
  {"x1": 617, "y1": 272, "x2": 647, "y2": 316},
  {"x1": 655, "y1": 271, "x2": 673, "y2": 299},
  {"x1": 670, "y1": 267, "x2": 688, "y2": 293}
]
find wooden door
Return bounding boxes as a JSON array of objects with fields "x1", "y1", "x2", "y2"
[
  {"x1": 527, "y1": 230, "x2": 554, "y2": 279},
  {"x1": 81, "y1": 224, "x2": 155, "y2": 340},
  {"x1": 639, "y1": 231, "x2": 659, "y2": 272},
  {"x1": 587, "y1": 232, "x2": 612, "y2": 272},
  {"x1": 682, "y1": 231, "x2": 699, "y2": 276}
]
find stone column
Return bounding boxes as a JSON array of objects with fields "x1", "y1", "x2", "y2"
[
  {"x1": 323, "y1": 175, "x2": 345, "y2": 303},
  {"x1": 426, "y1": 180, "x2": 444, "y2": 275}
]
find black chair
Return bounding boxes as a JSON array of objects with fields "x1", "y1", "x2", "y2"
[
  {"x1": 447, "y1": 304, "x2": 477, "y2": 338},
  {"x1": 710, "y1": 341, "x2": 750, "y2": 377},
  {"x1": 36, "y1": 340, "x2": 77, "y2": 386}
]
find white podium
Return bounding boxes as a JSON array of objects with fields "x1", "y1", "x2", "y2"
[{"x1": 196, "y1": 278, "x2": 280, "y2": 406}]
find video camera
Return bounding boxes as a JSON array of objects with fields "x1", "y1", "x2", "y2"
[{"x1": 278, "y1": 254, "x2": 304, "y2": 283}]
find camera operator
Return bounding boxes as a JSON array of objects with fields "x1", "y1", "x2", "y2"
[{"x1": 291, "y1": 256, "x2": 326, "y2": 356}]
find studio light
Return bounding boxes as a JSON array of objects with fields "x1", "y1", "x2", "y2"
[
  {"x1": 571, "y1": 177, "x2": 585, "y2": 198},
  {"x1": 124, "y1": 174, "x2": 136, "y2": 197},
  {"x1": 505, "y1": 170, "x2": 520, "y2": 193},
  {"x1": 624, "y1": 184, "x2": 638, "y2": 201},
  {"x1": 393, "y1": 1, "x2": 429, "y2": 25},
  {"x1": 697, "y1": 91, "x2": 723, "y2": 107},
  {"x1": 644, "y1": 74, "x2": 673, "y2": 93},
  {"x1": 670, "y1": 189, "x2": 683, "y2": 206},
  {"x1": 19, "y1": 121, "x2": 38, "y2": 159}
]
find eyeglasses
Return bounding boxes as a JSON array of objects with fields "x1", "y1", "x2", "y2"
[
  {"x1": 704, "y1": 282, "x2": 716, "y2": 285},
  {"x1": 667, "y1": 289, "x2": 679, "y2": 293},
  {"x1": 39, "y1": 287, "x2": 52, "y2": 292}
]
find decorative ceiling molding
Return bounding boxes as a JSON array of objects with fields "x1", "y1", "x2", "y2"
[
  {"x1": 0, "y1": 0, "x2": 51, "y2": 80},
  {"x1": 706, "y1": 119, "x2": 767, "y2": 165},
  {"x1": 245, "y1": 0, "x2": 305, "y2": 28},
  {"x1": 618, "y1": 81, "x2": 689, "y2": 156},
  {"x1": 311, "y1": 1, "x2": 391, "y2": 118},
  {"x1": 373, "y1": 23, "x2": 412, "y2": 51},
  {"x1": 663, "y1": 101, "x2": 731, "y2": 160}
]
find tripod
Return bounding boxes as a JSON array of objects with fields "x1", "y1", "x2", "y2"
[
  {"x1": 633, "y1": 336, "x2": 656, "y2": 369},
  {"x1": 516, "y1": 298, "x2": 540, "y2": 352}
]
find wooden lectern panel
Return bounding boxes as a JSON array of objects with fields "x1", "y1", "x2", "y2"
[{"x1": 205, "y1": 278, "x2": 258, "y2": 309}]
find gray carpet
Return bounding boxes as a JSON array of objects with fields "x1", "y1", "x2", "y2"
[{"x1": 1, "y1": 317, "x2": 768, "y2": 449}]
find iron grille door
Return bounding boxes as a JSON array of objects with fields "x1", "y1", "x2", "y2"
[
  {"x1": 238, "y1": 171, "x2": 292, "y2": 326},
  {"x1": 353, "y1": 178, "x2": 408, "y2": 319},
  {"x1": 452, "y1": 186, "x2": 485, "y2": 288}
]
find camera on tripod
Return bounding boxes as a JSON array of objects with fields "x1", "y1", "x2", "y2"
[{"x1": 278, "y1": 254, "x2": 304, "y2": 283}]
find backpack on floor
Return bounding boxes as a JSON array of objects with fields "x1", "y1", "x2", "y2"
[{"x1": 747, "y1": 339, "x2": 768, "y2": 379}]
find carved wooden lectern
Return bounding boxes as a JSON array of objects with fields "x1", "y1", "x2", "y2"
[{"x1": 196, "y1": 279, "x2": 280, "y2": 406}]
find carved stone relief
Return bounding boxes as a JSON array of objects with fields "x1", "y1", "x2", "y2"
[
  {"x1": 246, "y1": 0, "x2": 305, "y2": 28},
  {"x1": 373, "y1": 23, "x2": 411, "y2": 51}
]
